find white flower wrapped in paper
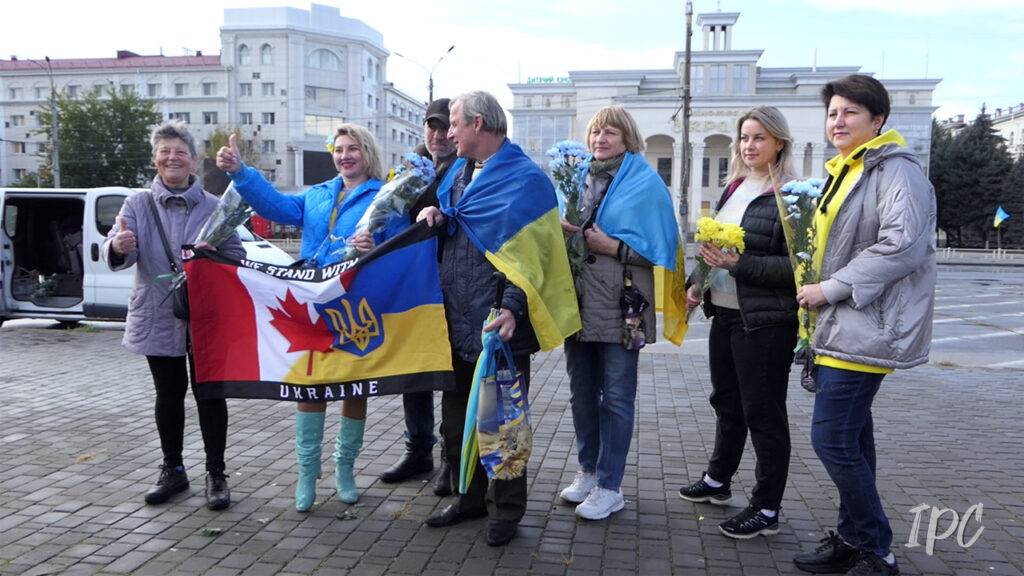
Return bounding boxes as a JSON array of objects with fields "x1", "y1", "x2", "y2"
[
  {"x1": 334, "y1": 153, "x2": 435, "y2": 261},
  {"x1": 195, "y1": 183, "x2": 252, "y2": 247}
]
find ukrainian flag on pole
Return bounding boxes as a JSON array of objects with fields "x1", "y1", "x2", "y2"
[{"x1": 994, "y1": 206, "x2": 1011, "y2": 227}]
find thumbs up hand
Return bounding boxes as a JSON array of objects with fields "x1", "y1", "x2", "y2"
[
  {"x1": 215, "y1": 133, "x2": 242, "y2": 173},
  {"x1": 112, "y1": 216, "x2": 137, "y2": 256}
]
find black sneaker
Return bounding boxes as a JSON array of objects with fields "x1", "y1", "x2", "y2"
[
  {"x1": 846, "y1": 551, "x2": 899, "y2": 576},
  {"x1": 718, "y1": 505, "x2": 779, "y2": 539},
  {"x1": 205, "y1": 472, "x2": 230, "y2": 511},
  {"x1": 144, "y1": 465, "x2": 189, "y2": 505},
  {"x1": 794, "y1": 531, "x2": 860, "y2": 574},
  {"x1": 678, "y1": 472, "x2": 732, "y2": 505}
]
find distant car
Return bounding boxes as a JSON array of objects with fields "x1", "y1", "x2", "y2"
[{"x1": 236, "y1": 224, "x2": 295, "y2": 266}]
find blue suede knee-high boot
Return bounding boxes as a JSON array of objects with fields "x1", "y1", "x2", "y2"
[
  {"x1": 333, "y1": 416, "x2": 365, "y2": 504},
  {"x1": 294, "y1": 410, "x2": 325, "y2": 512}
]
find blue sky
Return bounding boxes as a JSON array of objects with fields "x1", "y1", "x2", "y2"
[{"x1": 4, "y1": 0, "x2": 1021, "y2": 121}]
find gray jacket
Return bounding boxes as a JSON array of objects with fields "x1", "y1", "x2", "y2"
[
  {"x1": 102, "y1": 175, "x2": 244, "y2": 357},
  {"x1": 814, "y1": 140, "x2": 936, "y2": 369}
]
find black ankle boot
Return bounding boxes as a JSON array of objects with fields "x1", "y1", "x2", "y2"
[
  {"x1": 379, "y1": 442, "x2": 433, "y2": 483},
  {"x1": 434, "y1": 458, "x2": 452, "y2": 496}
]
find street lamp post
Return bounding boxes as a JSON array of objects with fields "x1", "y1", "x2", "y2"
[
  {"x1": 46, "y1": 57, "x2": 60, "y2": 188},
  {"x1": 678, "y1": 2, "x2": 693, "y2": 241},
  {"x1": 31, "y1": 57, "x2": 61, "y2": 187},
  {"x1": 393, "y1": 45, "x2": 455, "y2": 103}
]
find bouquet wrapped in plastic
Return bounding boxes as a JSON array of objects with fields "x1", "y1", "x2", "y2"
[
  {"x1": 773, "y1": 177, "x2": 824, "y2": 392},
  {"x1": 195, "y1": 183, "x2": 252, "y2": 247},
  {"x1": 546, "y1": 141, "x2": 588, "y2": 294},
  {"x1": 688, "y1": 216, "x2": 745, "y2": 321},
  {"x1": 335, "y1": 153, "x2": 435, "y2": 261}
]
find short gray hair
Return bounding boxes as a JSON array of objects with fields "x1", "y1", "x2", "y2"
[
  {"x1": 150, "y1": 120, "x2": 197, "y2": 159},
  {"x1": 452, "y1": 91, "x2": 507, "y2": 136}
]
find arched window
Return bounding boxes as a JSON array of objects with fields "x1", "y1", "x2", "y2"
[
  {"x1": 238, "y1": 45, "x2": 250, "y2": 66},
  {"x1": 306, "y1": 49, "x2": 341, "y2": 71},
  {"x1": 366, "y1": 58, "x2": 374, "y2": 80},
  {"x1": 260, "y1": 44, "x2": 273, "y2": 65},
  {"x1": 375, "y1": 63, "x2": 381, "y2": 82}
]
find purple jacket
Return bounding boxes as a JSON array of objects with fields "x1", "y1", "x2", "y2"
[{"x1": 102, "y1": 174, "x2": 244, "y2": 357}]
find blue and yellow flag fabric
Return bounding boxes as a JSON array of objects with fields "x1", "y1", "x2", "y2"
[
  {"x1": 186, "y1": 223, "x2": 454, "y2": 401},
  {"x1": 586, "y1": 151, "x2": 686, "y2": 345},
  {"x1": 994, "y1": 206, "x2": 1011, "y2": 228},
  {"x1": 437, "y1": 140, "x2": 581, "y2": 350}
]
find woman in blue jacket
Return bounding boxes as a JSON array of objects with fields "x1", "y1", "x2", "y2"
[{"x1": 216, "y1": 124, "x2": 394, "y2": 511}]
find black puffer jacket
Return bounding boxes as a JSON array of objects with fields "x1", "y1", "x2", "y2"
[{"x1": 697, "y1": 180, "x2": 798, "y2": 331}]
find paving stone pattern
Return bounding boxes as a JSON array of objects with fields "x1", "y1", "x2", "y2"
[{"x1": 0, "y1": 323, "x2": 1021, "y2": 575}]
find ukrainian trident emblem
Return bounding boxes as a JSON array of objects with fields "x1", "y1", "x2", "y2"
[{"x1": 322, "y1": 297, "x2": 380, "y2": 353}]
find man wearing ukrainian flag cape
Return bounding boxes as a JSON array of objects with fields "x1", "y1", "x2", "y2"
[{"x1": 417, "y1": 91, "x2": 580, "y2": 546}]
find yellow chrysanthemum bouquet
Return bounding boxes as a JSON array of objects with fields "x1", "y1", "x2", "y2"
[{"x1": 689, "y1": 216, "x2": 745, "y2": 321}]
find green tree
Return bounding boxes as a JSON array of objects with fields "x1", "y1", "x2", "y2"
[
  {"x1": 930, "y1": 118, "x2": 957, "y2": 246},
  {"x1": 999, "y1": 159, "x2": 1024, "y2": 248},
  {"x1": 35, "y1": 87, "x2": 162, "y2": 187},
  {"x1": 9, "y1": 171, "x2": 41, "y2": 188},
  {"x1": 934, "y1": 113, "x2": 1012, "y2": 246}
]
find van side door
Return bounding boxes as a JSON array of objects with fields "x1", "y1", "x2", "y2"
[{"x1": 82, "y1": 188, "x2": 133, "y2": 319}]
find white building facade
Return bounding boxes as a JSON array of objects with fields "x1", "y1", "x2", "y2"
[
  {"x1": 0, "y1": 3, "x2": 426, "y2": 190},
  {"x1": 508, "y1": 12, "x2": 940, "y2": 229},
  {"x1": 991, "y1": 104, "x2": 1024, "y2": 161}
]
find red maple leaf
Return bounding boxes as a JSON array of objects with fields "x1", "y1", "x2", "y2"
[{"x1": 269, "y1": 289, "x2": 335, "y2": 375}]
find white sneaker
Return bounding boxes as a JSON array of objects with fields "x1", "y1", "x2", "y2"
[
  {"x1": 575, "y1": 487, "x2": 624, "y2": 520},
  {"x1": 560, "y1": 471, "x2": 599, "y2": 504}
]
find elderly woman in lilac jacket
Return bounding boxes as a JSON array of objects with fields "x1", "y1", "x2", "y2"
[{"x1": 103, "y1": 121, "x2": 244, "y2": 511}]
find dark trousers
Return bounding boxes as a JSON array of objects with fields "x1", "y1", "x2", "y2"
[
  {"x1": 402, "y1": 390, "x2": 437, "y2": 452},
  {"x1": 441, "y1": 352, "x2": 531, "y2": 522},
  {"x1": 706, "y1": 308, "x2": 795, "y2": 510},
  {"x1": 147, "y1": 354, "x2": 228, "y2": 474}
]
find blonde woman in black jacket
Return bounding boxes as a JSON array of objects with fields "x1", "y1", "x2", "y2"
[{"x1": 678, "y1": 106, "x2": 799, "y2": 539}]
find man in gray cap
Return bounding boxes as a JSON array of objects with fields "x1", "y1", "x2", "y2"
[{"x1": 379, "y1": 97, "x2": 457, "y2": 493}]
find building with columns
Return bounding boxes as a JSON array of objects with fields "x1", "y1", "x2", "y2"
[
  {"x1": 508, "y1": 11, "x2": 939, "y2": 229},
  {"x1": 0, "y1": 3, "x2": 426, "y2": 189}
]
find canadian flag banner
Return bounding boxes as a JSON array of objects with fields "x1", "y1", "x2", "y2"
[{"x1": 185, "y1": 226, "x2": 453, "y2": 402}]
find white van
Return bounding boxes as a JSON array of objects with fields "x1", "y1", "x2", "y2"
[{"x1": 0, "y1": 186, "x2": 292, "y2": 328}]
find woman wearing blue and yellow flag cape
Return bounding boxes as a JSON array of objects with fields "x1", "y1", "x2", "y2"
[
  {"x1": 418, "y1": 91, "x2": 580, "y2": 546},
  {"x1": 556, "y1": 106, "x2": 681, "y2": 521}
]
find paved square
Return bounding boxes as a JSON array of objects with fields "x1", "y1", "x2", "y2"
[{"x1": 1, "y1": 306, "x2": 1021, "y2": 574}]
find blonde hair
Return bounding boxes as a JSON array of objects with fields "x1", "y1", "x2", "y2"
[
  {"x1": 723, "y1": 106, "x2": 796, "y2": 185},
  {"x1": 586, "y1": 106, "x2": 645, "y2": 154},
  {"x1": 333, "y1": 124, "x2": 385, "y2": 181}
]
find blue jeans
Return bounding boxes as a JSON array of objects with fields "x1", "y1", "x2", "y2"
[
  {"x1": 565, "y1": 340, "x2": 639, "y2": 492},
  {"x1": 811, "y1": 366, "x2": 892, "y2": 557},
  {"x1": 402, "y1": 391, "x2": 436, "y2": 452}
]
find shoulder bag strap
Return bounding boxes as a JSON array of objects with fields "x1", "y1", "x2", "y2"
[{"x1": 145, "y1": 192, "x2": 180, "y2": 275}]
